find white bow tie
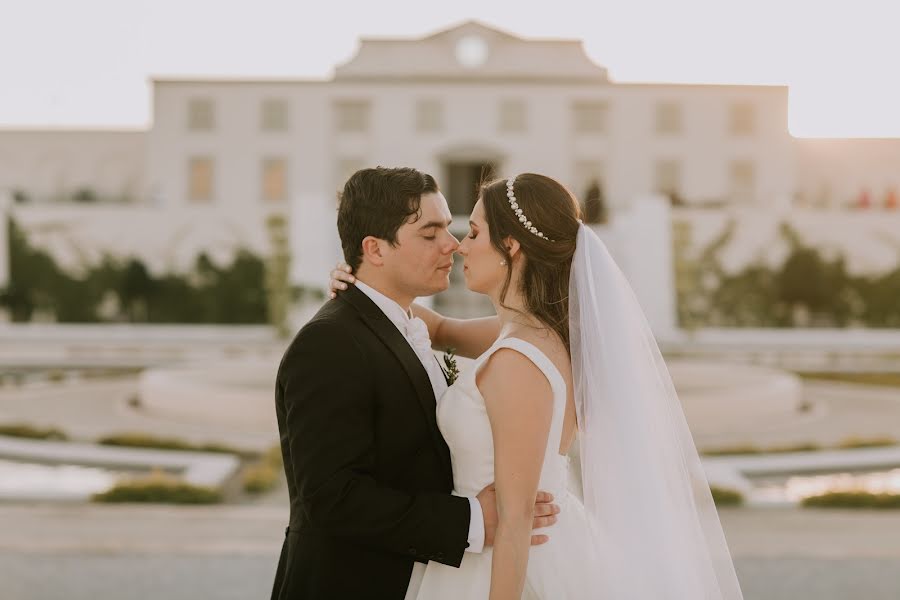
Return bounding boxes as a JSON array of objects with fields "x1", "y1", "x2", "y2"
[
  {"x1": 405, "y1": 316, "x2": 433, "y2": 360},
  {"x1": 405, "y1": 316, "x2": 449, "y2": 399}
]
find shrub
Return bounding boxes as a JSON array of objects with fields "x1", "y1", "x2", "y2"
[
  {"x1": 702, "y1": 445, "x2": 763, "y2": 456},
  {"x1": 710, "y1": 486, "x2": 743, "y2": 506},
  {"x1": 46, "y1": 370, "x2": 67, "y2": 383},
  {"x1": 0, "y1": 423, "x2": 68, "y2": 441},
  {"x1": 798, "y1": 372, "x2": 900, "y2": 387},
  {"x1": 1, "y1": 218, "x2": 269, "y2": 324},
  {"x1": 264, "y1": 443, "x2": 283, "y2": 468},
  {"x1": 837, "y1": 436, "x2": 898, "y2": 449},
  {"x1": 242, "y1": 462, "x2": 280, "y2": 494},
  {"x1": 93, "y1": 472, "x2": 221, "y2": 504},
  {"x1": 802, "y1": 492, "x2": 900, "y2": 509},
  {"x1": 98, "y1": 432, "x2": 250, "y2": 457},
  {"x1": 242, "y1": 443, "x2": 284, "y2": 494},
  {"x1": 701, "y1": 443, "x2": 821, "y2": 456},
  {"x1": 766, "y1": 443, "x2": 822, "y2": 453}
]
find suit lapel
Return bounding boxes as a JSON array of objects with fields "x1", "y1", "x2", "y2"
[{"x1": 339, "y1": 287, "x2": 452, "y2": 474}]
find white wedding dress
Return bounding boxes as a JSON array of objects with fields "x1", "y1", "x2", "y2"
[{"x1": 416, "y1": 337, "x2": 604, "y2": 599}]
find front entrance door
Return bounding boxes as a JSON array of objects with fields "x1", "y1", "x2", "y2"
[
  {"x1": 444, "y1": 161, "x2": 496, "y2": 216},
  {"x1": 434, "y1": 160, "x2": 498, "y2": 318}
]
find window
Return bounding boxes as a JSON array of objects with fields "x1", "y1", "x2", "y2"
[
  {"x1": 262, "y1": 158, "x2": 287, "y2": 202},
  {"x1": 188, "y1": 157, "x2": 214, "y2": 202},
  {"x1": 572, "y1": 101, "x2": 608, "y2": 134},
  {"x1": 334, "y1": 100, "x2": 370, "y2": 132},
  {"x1": 730, "y1": 102, "x2": 756, "y2": 136},
  {"x1": 261, "y1": 99, "x2": 289, "y2": 132},
  {"x1": 654, "y1": 160, "x2": 681, "y2": 197},
  {"x1": 415, "y1": 99, "x2": 443, "y2": 132},
  {"x1": 730, "y1": 160, "x2": 756, "y2": 202},
  {"x1": 187, "y1": 98, "x2": 215, "y2": 131},
  {"x1": 499, "y1": 99, "x2": 527, "y2": 132},
  {"x1": 655, "y1": 102, "x2": 682, "y2": 135}
]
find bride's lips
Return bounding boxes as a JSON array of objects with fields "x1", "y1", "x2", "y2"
[{"x1": 438, "y1": 264, "x2": 453, "y2": 272}]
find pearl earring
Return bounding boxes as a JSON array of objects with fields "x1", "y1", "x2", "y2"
[{"x1": 500, "y1": 260, "x2": 507, "y2": 266}]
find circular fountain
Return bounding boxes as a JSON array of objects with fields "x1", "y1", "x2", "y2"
[
  {"x1": 668, "y1": 360, "x2": 805, "y2": 437},
  {"x1": 136, "y1": 356, "x2": 804, "y2": 438},
  {"x1": 138, "y1": 359, "x2": 278, "y2": 433}
]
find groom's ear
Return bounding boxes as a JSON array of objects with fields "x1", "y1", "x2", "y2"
[
  {"x1": 505, "y1": 236, "x2": 521, "y2": 259},
  {"x1": 360, "y1": 236, "x2": 386, "y2": 267}
]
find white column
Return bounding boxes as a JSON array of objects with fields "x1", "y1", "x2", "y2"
[
  {"x1": 0, "y1": 190, "x2": 10, "y2": 289},
  {"x1": 593, "y1": 195, "x2": 678, "y2": 343},
  {"x1": 624, "y1": 195, "x2": 678, "y2": 342}
]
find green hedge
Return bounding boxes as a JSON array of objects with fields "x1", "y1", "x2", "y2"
[
  {"x1": 97, "y1": 432, "x2": 251, "y2": 457},
  {"x1": 1, "y1": 218, "x2": 268, "y2": 323},
  {"x1": 0, "y1": 423, "x2": 68, "y2": 441},
  {"x1": 802, "y1": 492, "x2": 900, "y2": 509},
  {"x1": 798, "y1": 372, "x2": 900, "y2": 388},
  {"x1": 702, "y1": 443, "x2": 822, "y2": 456},
  {"x1": 676, "y1": 221, "x2": 900, "y2": 328},
  {"x1": 837, "y1": 436, "x2": 898, "y2": 449},
  {"x1": 710, "y1": 486, "x2": 744, "y2": 506},
  {"x1": 242, "y1": 462, "x2": 280, "y2": 494},
  {"x1": 702, "y1": 437, "x2": 897, "y2": 456},
  {"x1": 242, "y1": 443, "x2": 284, "y2": 494},
  {"x1": 93, "y1": 477, "x2": 222, "y2": 504}
]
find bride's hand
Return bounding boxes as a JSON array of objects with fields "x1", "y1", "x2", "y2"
[{"x1": 329, "y1": 262, "x2": 356, "y2": 299}]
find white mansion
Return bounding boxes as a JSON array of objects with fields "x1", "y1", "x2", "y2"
[{"x1": 1, "y1": 21, "x2": 899, "y2": 304}]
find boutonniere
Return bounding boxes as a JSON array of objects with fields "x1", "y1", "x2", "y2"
[{"x1": 440, "y1": 348, "x2": 460, "y2": 386}]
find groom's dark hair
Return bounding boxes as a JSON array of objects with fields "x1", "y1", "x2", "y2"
[{"x1": 337, "y1": 166, "x2": 439, "y2": 270}]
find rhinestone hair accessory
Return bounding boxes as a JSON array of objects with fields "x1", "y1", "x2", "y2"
[{"x1": 506, "y1": 176, "x2": 554, "y2": 241}]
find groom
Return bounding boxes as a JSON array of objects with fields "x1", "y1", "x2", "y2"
[{"x1": 271, "y1": 167, "x2": 557, "y2": 599}]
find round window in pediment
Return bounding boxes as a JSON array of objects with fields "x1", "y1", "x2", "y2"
[{"x1": 455, "y1": 34, "x2": 489, "y2": 68}]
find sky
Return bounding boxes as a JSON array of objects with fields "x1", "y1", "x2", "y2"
[{"x1": 1, "y1": 0, "x2": 898, "y2": 137}]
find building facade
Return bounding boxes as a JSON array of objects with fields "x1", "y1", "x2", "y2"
[{"x1": 1, "y1": 21, "x2": 898, "y2": 318}]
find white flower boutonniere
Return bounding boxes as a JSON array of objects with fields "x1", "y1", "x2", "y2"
[{"x1": 441, "y1": 348, "x2": 459, "y2": 386}]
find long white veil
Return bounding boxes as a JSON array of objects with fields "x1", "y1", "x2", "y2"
[{"x1": 570, "y1": 223, "x2": 743, "y2": 598}]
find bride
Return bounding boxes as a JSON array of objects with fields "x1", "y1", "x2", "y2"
[{"x1": 331, "y1": 173, "x2": 743, "y2": 599}]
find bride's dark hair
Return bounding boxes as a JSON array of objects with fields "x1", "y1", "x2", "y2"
[{"x1": 480, "y1": 173, "x2": 582, "y2": 353}]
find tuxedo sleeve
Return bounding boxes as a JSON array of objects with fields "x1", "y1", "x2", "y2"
[{"x1": 280, "y1": 319, "x2": 471, "y2": 567}]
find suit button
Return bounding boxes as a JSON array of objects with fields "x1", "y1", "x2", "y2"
[
  {"x1": 435, "y1": 552, "x2": 444, "y2": 560},
  {"x1": 408, "y1": 547, "x2": 417, "y2": 555}
]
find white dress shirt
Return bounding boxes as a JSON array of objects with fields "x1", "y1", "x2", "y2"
[{"x1": 354, "y1": 280, "x2": 485, "y2": 599}]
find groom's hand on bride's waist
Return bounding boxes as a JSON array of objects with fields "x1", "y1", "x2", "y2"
[{"x1": 476, "y1": 483, "x2": 559, "y2": 547}]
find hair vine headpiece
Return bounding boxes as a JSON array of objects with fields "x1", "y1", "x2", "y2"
[{"x1": 506, "y1": 175, "x2": 554, "y2": 242}]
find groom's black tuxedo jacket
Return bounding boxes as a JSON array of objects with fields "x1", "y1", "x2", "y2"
[{"x1": 271, "y1": 285, "x2": 471, "y2": 600}]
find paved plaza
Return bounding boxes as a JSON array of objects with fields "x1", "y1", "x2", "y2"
[
  {"x1": 1, "y1": 375, "x2": 899, "y2": 598},
  {"x1": 1, "y1": 503, "x2": 899, "y2": 599}
]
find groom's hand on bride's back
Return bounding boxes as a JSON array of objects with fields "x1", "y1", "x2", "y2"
[{"x1": 476, "y1": 483, "x2": 559, "y2": 547}]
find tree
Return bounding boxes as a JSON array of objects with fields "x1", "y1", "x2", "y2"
[
  {"x1": 72, "y1": 187, "x2": 99, "y2": 203},
  {"x1": 582, "y1": 179, "x2": 608, "y2": 224},
  {"x1": 119, "y1": 259, "x2": 154, "y2": 321}
]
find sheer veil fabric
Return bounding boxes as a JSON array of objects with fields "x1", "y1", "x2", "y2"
[{"x1": 569, "y1": 224, "x2": 744, "y2": 599}]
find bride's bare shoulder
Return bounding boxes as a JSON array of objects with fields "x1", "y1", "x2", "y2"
[{"x1": 475, "y1": 348, "x2": 553, "y2": 414}]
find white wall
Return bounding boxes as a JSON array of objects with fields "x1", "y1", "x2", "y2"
[
  {"x1": 0, "y1": 130, "x2": 145, "y2": 201},
  {"x1": 610, "y1": 84, "x2": 791, "y2": 207},
  {"x1": 674, "y1": 206, "x2": 900, "y2": 275},
  {"x1": 10, "y1": 203, "x2": 275, "y2": 275}
]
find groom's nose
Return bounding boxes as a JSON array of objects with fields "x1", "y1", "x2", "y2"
[{"x1": 443, "y1": 231, "x2": 459, "y2": 253}]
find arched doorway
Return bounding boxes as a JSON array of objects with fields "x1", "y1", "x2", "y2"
[
  {"x1": 439, "y1": 144, "x2": 504, "y2": 217},
  {"x1": 433, "y1": 145, "x2": 504, "y2": 318}
]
